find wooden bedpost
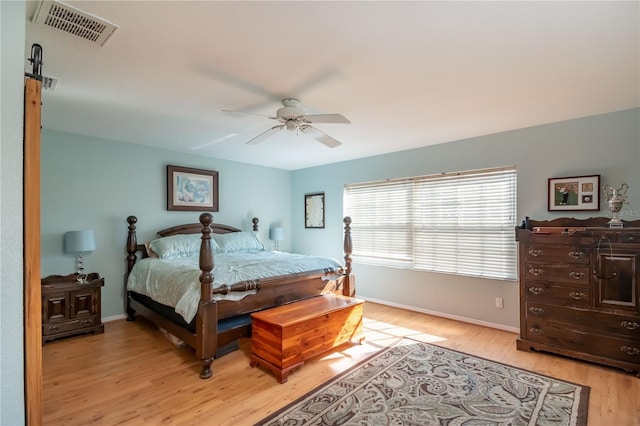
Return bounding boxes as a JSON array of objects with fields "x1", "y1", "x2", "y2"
[
  {"x1": 126, "y1": 216, "x2": 138, "y2": 274},
  {"x1": 125, "y1": 216, "x2": 138, "y2": 321},
  {"x1": 198, "y1": 213, "x2": 214, "y2": 298},
  {"x1": 197, "y1": 212, "x2": 217, "y2": 379},
  {"x1": 252, "y1": 217, "x2": 259, "y2": 231},
  {"x1": 343, "y1": 216, "x2": 355, "y2": 297}
]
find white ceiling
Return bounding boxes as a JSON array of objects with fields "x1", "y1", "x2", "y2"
[{"x1": 25, "y1": 1, "x2": 639, "y2": 171}]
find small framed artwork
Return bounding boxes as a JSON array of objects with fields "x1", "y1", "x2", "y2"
[
  {"x1": 305, "y1": 192, "x2": 325, "y2": 228},
  {"x1": 167, "y1": 165, "x2": 219, "y2": 211},
  {"x1": 548, "y1": 174, "x2": 600, "y2": 211}
]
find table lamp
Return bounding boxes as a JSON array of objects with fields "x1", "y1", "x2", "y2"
[
  {"x1": 270, "y1": 227, "x2": 284, "y2": 251},
  {"x1": 64, "y1": 229, "x2": 96, "y2": 283}
]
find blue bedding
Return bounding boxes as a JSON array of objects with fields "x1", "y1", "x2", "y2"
[{"x1": 127, "y1": 251, "x2": 342, "y2": 323}]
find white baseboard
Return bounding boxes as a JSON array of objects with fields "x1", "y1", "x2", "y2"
[
  {"x1": 360, "y1": 296, "x2": 519, "y2": 334},
  {"x1": 103, "y1": 314, "x2": 127, "y2": 323}
]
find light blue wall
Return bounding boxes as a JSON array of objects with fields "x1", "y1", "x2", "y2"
[
  {"x1": 0, "y1": 1, "x2": 26, "y2": 424},
  {"x1": 41, "y1": 129, "x2": 292, "y2": 318},
  {"x1": 291, "y1": 108, "x2": 640, "y2": 329}
]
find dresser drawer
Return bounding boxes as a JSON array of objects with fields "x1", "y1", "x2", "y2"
[
  {"x1": 526, "y1": 245, "x2": 590, "y2": 264},
  {"x1": 525, "y1": 264, "x2": 590, "y2": 285},
  {"x1": 526, "y1": 302, "x2": 640, "y2": 339},
  {"x1": 524, "y1": 320, "x2": 640, "y2": 366},
  {"x1": 618, "y1": 233, "x2": 640, "y2": 243},
  {"x1": 43, "y1": 316, "x2": 96, "y2": 336},
  {"x1": 525, "y1": 284, "x2": 590, "y2": 305}
]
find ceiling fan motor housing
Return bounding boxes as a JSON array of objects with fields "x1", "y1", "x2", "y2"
[{"x1": 277, "y1": 106, "x2": 304, "y2": 120}]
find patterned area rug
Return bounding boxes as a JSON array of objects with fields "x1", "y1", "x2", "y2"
[{"x1": 257, "y1": 340, "x2": 589, "y2": 426}]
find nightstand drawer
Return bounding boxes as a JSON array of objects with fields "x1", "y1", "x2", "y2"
[{"x1": 43, "y1": 317, "x2": 96, "y2": 336}]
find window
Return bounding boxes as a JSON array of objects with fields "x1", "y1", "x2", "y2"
[{"x1": 344, "y1": 167, "x2": 517, "y2": 280}]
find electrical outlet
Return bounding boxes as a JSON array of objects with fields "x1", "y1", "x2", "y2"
[{"x1": 495, "y1": 297, "x2": 504, "y2": 308}]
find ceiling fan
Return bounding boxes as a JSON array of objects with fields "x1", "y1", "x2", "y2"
[{"x1": 223, "y1": 98, "x2": 350, "y2": 148}]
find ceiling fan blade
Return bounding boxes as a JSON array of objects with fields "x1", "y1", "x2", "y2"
[
  {"x1": 300, "y1": 125, "x2": 342, "y2": 148},
  {"x1": 302, "y1": 113, "x2": 351, "y2": 124},
  {"x1": 246, "y1": 125, "x2": 284, "y2": 145},
  {"x1": 222, "y1": 109, "x2": 277, "y2": 120}
]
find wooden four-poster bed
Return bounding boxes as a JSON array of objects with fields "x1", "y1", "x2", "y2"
[{"x1": 125, "y1": 213, "x2": 354, "y2": 378}]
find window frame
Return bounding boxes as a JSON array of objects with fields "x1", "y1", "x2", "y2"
[{"x1": 343, "y1": 166, "x2": 518, "y2": 281}]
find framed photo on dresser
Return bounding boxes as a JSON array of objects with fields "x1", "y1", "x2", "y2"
[{"x1": 548, "y1": 174, "x2": 600, "y2": 211}]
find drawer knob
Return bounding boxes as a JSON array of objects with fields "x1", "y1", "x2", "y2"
[
  {"x1": 528, "y1": 249, "x2": 543, "y2": 257},
  {"x1": 568, "y1": 251, "x2": 586, "y2": 259},
  {"x1": 47, "y1": 325, "x2": 59, "y2": 332},
  {"x1": 528, "y1": 287, "x2": 544, "y2": 295},
  {"x1": 569, "y1": 292, "x2": 585, "y2": 300},
  {"x1": 529, "y1": 327, "x2": 544, "y2": 336},
  {"x1": 528, "y1": 268, "x2": 544, "y2": 276},
  {"x1": 620, "y1": 321, "x2": 640, "y2": 330},
  {"x1": 620, "y1": 346, "x2": 640, "y2": 356},
  {"x1": 568, "y1": 271, "x2": 586, "y2": 280},
  {"x1": 528, "y1": 307, "x2": 544, "y2": 315}
]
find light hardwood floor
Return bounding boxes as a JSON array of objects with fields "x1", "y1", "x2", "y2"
[{"x1": 43, "y1": 302, "x2": 640, "y2": 425}]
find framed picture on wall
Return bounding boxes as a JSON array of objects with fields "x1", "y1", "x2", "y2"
[
  {"x1": 167, "y1": 165, "x2": 219, "y2": 211},
  {"x1": 548, "y1": 174, "x2": 600, "y2": 211},
  {"x1": 305, "y1": 192, "x2": 325, "y2": 228}
]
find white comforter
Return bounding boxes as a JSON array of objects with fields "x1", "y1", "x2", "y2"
[{"x1": 126, "y1": 251, "x2": 343, "y2": 323}]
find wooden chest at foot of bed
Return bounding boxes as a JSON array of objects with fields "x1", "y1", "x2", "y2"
[{"x1": 250, "y1": 294, "x2": 365, "y2": 383}]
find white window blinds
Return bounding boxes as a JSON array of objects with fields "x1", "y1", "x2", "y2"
[{"x1": 344, "y1": 167, "x2": 517, "y2": 280}]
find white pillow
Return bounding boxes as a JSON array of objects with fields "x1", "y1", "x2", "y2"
[
  {"x1": 149, "y1": 233, "x2": 220, "y2": 259},
  {"x1": 213, "y1": 231, "x2": 264, "y2": 253}
]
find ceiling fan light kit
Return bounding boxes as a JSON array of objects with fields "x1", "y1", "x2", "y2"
[{"x1": 224, "y1": 98, "x2": 350, "y2": 148}]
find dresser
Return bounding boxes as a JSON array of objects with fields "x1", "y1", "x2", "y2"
[
  {"x1": 41, "y1": 273, "x2": 104, "y2": 343},
  {"x1": 516, "y1": 217, "x2": 640, "y2": 375}
]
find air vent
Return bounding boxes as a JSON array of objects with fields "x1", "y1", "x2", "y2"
[
  {"x1": 42, "y1": 75, "x2": 59, "y2": 90},
  {"x1": 32, "y1": 0, "x2": 118, "y2": 47}
]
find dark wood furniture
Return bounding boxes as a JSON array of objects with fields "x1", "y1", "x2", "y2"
[
  {"x1": 249, "y1": 294, "x2": 364, "y2": 383},
  {"x1": 41, "y1": 273, "x2": 104, "y2": 343},
  {"x1": 516, "y1": 217, "x2": 640, "y2": 375},
  {"x1": 125, "y1": 213, "x2": 355, "y2": 379}
]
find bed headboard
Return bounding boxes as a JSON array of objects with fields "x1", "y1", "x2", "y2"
[
  {"x1": 125, "y1": 215, "x2": 259, "y2": 273},
  {"x1": 157, "y1": 216, "x2": 258, "y2": 237}
]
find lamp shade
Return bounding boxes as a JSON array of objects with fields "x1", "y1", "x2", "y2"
[
  {"x1": 64, "y1": 230, "x2": 96, "y2": 253},
  {"x1": 270, "y1": 227, "x2": 284, "y2": 241}
]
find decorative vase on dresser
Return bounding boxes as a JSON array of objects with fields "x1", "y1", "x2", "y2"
[{"x1": 516, "y1": 217, "x2": 640, "y2": 375}]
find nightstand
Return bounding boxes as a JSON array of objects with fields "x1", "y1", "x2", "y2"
[{"x1": 41, "y1": 272, "x2": 104, "y2": 344}]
